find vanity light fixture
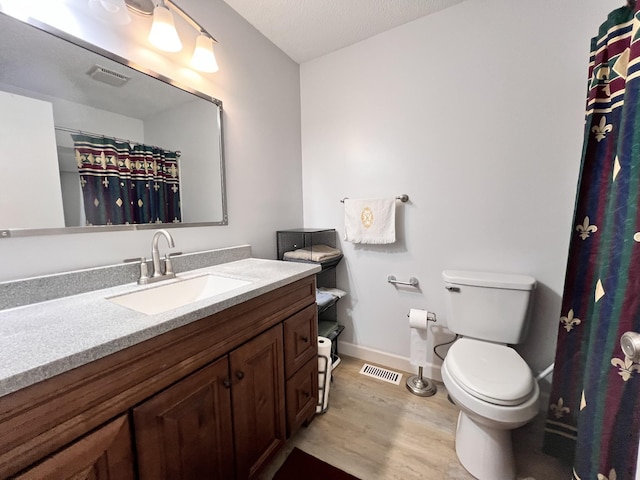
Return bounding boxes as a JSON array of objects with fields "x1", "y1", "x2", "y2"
[
  {"x1": 89, "y1": 0, "x2": 131, "y2": 26},
  {"x1": 148, "y1": 1, "x2": 181, "y2": 52},
  {"x1": 131, "y1": 0, "x2": 219, "y2": 73}
]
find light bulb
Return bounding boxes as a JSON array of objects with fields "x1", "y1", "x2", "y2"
[
  {"x1": 191, "y1": 34, "x2": 219, "y2": 73},
  {"x1": 148, "y1": 5, "x2": 182, "y2": 52}
]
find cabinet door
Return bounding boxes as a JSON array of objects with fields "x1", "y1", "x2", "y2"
[
  {"x1": 286, "y1": 357, "x2": 318, "y2": 437},
  {"x1": 133, "y1": 357, "x2": 234, "y2": 480},
  {"x1": 15, "y1": 415, "x2": 134, "y2": 480},
  {"x1": 230, "y1": 324, "x2": 285, "y2": 479},
  {"x1": 283, "y1": 304, "x2": 318, "y2": 378}
]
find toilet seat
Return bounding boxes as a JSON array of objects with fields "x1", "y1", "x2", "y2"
[{"x1": 445, "y1": 338, "x2": 535, "y2": 406}]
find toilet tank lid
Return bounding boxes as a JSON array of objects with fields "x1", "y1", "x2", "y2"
[{"x1": 442, "y1": 270, "x2": 536, "y2": 291}]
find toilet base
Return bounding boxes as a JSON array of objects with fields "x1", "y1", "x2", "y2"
[{"x1": 455, "y1": 411, "x2": 516, "y2": 480}]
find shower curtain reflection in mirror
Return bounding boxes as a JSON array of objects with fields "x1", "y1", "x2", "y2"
[{"x1": 72, "y1": 134, "x2": 182, "y2": 226}]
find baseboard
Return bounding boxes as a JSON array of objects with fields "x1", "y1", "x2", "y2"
[{"x1": 339, "y1": 341, "x2": 443, "y2": 382}]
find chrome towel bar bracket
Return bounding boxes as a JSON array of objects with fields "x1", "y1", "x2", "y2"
[{"x1": 387, "y1": 275, "x2": 419, "y2": 287}]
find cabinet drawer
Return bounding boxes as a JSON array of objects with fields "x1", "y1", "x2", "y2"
[
  {"x1": 283, "y1": 304, "x2": 318, "y2": 378},
  {"x1": 15, "y1": 415, "x2": 135, "y2": 480},
  {"x1": 285, "y1": 357, "x2": 318, "y2": 437}
]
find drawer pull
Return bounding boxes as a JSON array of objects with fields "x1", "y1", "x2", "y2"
[
  {"x1": 300, "y1": 336, "x2": 309, "y2": 343},
  {"x1": 235, "y1": 370, "x2": 245, "y2": 380},
  {"x1": 223, "y1": 378, "x2": 231, "y2": 389}
]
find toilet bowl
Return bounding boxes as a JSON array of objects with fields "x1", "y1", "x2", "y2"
[{"x1": 442, "y1": 338, "x2": 539, "y2": 479}]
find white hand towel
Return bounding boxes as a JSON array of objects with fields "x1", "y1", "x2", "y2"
[{"x1": 344, "y1": 198, "x2": 396, "y2": 244}]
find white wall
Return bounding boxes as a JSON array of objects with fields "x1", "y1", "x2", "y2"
[
  {"x1": 0, "y1": 91, "x2": 64, "y2": 229},
  {"x1": 0, "y1": 0, "x2": 303, "y2": 281},
  {"x1": 144, "y1": 99, "x2": 223, "y2": 223},
  {"x1": 300, "y1": 0, "x2": 616, "y2": 381}
]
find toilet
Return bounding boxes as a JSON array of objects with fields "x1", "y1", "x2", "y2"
[{"x1": 440, "y1": 270, "x2": 539, "y2": 480}]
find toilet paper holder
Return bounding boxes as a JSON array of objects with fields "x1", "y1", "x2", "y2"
[{"x1": 406, "y1": 310, "x2": 437, "y2": 397}]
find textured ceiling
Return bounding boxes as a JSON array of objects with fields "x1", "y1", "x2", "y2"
[{"x1": 222, "y1": 0, "x2": 465, "y2": 64}]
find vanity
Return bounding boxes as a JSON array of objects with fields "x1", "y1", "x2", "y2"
[
  {"x1": 0, "y1": 6, "x2": 320, "y2": 477},
  {"x1": 0, "y1": 247, "x2": 320, "y2": 479}
]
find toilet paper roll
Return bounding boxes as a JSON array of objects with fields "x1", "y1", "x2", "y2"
[
  {"x1": 409, "y1": 308, "x2": 429, "y2": 329},
  {"x1": 317, "y1": 336, "x2": 332, "y2": 413},
  {"x1": 409, "y1": 308, "x2": 429, "y2": 367}
]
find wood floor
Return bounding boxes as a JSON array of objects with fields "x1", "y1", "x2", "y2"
[{"x1": 259, "y1": 355, "x2": 571, "y2": 480}]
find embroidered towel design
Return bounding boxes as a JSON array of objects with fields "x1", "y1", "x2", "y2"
[{"x1": 344, "y1": 198, "x2": 396, "y2": 244}]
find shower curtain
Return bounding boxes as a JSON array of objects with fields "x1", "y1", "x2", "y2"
[
  {"x1": 72, "y1": 134, "x2": 181, "y2": 226},
  {"x1": 543, "y1": 3, "x2": 640, "y2": 479}
]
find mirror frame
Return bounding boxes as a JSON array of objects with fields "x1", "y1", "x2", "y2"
[{"x1": 0, "y1": 11, "x2": 228, "y2": 239}]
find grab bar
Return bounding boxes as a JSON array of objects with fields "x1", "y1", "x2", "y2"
[{"x1": 387, "y1": 275, "x2": 419, "y2": 286}]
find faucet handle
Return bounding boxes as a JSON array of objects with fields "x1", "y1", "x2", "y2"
[
  {"x1": 164, "y1": 252, "x2": 182, "y2": 276},
  {"x1": 124, "y1": 256, "x2": 150, "y2": 283}
]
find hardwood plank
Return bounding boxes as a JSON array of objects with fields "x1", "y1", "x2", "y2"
[{"x1": 259, "y1": 355, "x2": 571, "y2": 480}]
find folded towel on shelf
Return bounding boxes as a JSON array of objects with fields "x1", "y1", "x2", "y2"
[
  {"x1": 343, "y1": 198, "x2": 396, "y2": 244},
  {"x1": 316, "y1": 290, "x2": 337, "y2": 311},
  {"x1": 317, "y1": 287, "x2": 347, "y2": 299},
  {"x1": 283, "y1": 244, "x2": 342, "y2": 262},
  {"x1": 316, "y1": 288, "x2": 347, "y2": 314}
]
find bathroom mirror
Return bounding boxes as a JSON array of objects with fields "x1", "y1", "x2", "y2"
[{"x1": 0, "y1": 11, "x2": 227, "y2": 238}]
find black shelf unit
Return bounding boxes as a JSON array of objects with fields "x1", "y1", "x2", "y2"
[{"x1": 277, "y1": 228, "x2": 345, "y2": 361}]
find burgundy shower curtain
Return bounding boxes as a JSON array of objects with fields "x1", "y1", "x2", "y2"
[
  {"x1": 73, "y1": 134, "x2": 182, "y2": 226},
  {"x1": 543, "y1": 3, "x2": 640, "y2": 479}
]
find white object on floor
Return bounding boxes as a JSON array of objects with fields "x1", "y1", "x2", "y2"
[
  {"x1": 317, "y1": 336, "x2": 333, "y2": 413},
  {"x1": 441, "y1": 269, "x2": 539, "y2": 480},
  {"x1": 343, "y1": 198, "x2": 396, "y2": 244}
]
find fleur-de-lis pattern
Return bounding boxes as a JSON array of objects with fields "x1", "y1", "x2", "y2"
[
  {"x1": 73, "y1": 134, "x2": 181, "y2": 226},
  {"x1": 610, "y1": 356, "x2": 640, "y2": 381},
  {"x1": 576, "y1": 216, "x2": 598, "y2": 239},
  {"x1": 560, "y1": 309, "x2": 582, "y2": 332},
  {"x1": 592, "y1": 116, "x2": 613, "y2": 142},
  {"x1": 550, "y1": 397, "x2": 571, "y2": 419},
  {"x1": 540, "y1": 8, "x2": 640, "y2": 478},
  {"x1": 597, "y1": 468, "x2": 617, "y2": 480}
]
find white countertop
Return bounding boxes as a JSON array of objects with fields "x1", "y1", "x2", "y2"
[{"x1": 0, "y1": 258, "x2": 320, "y2": 398}]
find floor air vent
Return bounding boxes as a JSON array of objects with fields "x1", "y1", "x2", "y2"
[{"x1": 359, "y1": 363, "x2": 402, "y2": 385}]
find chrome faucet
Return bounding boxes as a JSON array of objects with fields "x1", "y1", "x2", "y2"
[
  {"x1": 123, "y1": 230, "x2": 181, "y2": 285},
  {"x1": 151, "y1": 229, "x2": 175, "y2": 279}
]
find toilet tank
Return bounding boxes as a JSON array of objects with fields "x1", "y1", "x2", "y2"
[{"x1": 442, "y1": 270, "x2": 536, "y2": 344}]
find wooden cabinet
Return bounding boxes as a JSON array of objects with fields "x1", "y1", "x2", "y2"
[
  {"x1": 283, "y1": 304, "x2": 318, "y2": 436},
  {"x1": 285, "y1": 356, "x2": 318, "y2": 436},
  {"x1": 15, "y1": 415, "x2": 135, "y2": 480},
  {"x1": 0, "y1": 276, "x2": 317, "y2": 480},
  {"x1": 133, "y1": 357, "x2": 234, "y2": 480},
  {"x1": 230, "y1": 324, "x2": 285, "y2": 479},
  {"x1": 283, "y1": 305, "x2": 317, "y2": 377}
]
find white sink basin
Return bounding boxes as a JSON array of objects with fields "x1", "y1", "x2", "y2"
[{"x1": 107, "y1": 274, "x2": 252, "y2": 315}]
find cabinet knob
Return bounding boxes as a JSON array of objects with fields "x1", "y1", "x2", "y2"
[
  {"x1": 223, "y1": 378, "x2": 231, "y2": 389},
  {"x1": 301, "y1": 336, "x2": 309, "y2": 343},
  {"x1": 303, "y1": 391, "x2": 310, "y2": 398},
  {"x1": 235, "y1": 370, "x2": 245, "y2": 380}
]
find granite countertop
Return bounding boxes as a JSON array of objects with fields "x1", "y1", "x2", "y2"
[{"x1": 0, "y1": 256, "x2": 320, "y2": 398}]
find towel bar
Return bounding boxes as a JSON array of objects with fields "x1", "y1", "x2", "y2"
[
  {"x1": 387, "y1": 275, "x2": 419, "y2": 286},
  {"x1": 340, "y1": 194, "x2": 409, "y2": 203}
]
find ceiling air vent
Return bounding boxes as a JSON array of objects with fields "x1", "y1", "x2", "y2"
[{"x1": 86, "y1": 64, "x2": 131, "y2": 87}]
